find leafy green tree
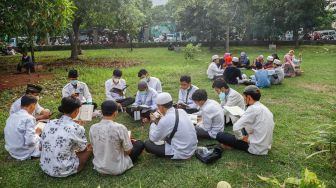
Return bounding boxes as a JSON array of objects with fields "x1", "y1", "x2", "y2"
[
  {"x1": 116, "y1": 0, "x2": 146, "y2": 50},
  {"x1": 0, "y1": 0, "x2": 75, "y2": 61}
]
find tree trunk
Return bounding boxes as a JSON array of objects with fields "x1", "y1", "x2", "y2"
[
  {"x1": 30, "y1": 45, "x2": 35, "y2": 63},
  {"x1": 209, "y1": 31, "x2": 213, "y2": 50},
  {"x1": 226, "y1": 25, "x2": 230, "y2": 52},
  {"x1": 293, "y1": 29, "x2": 299, "y2": 48},
  {"x1": 70, "y1": 18, "x2": 81, "y2": 60},
  {"x1": 130, "y1": 36, "x2": 133, "y2": 51}
]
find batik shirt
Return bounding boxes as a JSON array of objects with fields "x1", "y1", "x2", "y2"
[{"x1": 40, "y1": 115, "x2": 87, "y2": 177}]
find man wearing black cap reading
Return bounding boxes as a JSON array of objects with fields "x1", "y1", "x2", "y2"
[
  {"x1": 62, "y1": 69, "x2": 94, "y2": 106},
  {"x1": 10, "y1": 84, "x2": 51, "y2": 121},
  {"x1": 216, "y1": 85, "x2": 274, "y2": 155}
]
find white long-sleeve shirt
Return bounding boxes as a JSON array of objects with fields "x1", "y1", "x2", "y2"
[
  {"x1": 62, "y1": 81, "x2": 92, "y2": 103},
  {"x1": 195, "y1": 99, "x2": 224, "y2": 138},
  {"x1": 10, "y1": 96, "x2": 44, "y2": 116},
  {"x1": 144, "y1": 77, "x2": 162, "y2": 93},
  {"x1": 221, "y1": 88, "x2": 245, "y2": 124},
  {"x1": 178, "y1": 85, "x2": 199, "y2": 109},
  {"x1": 149, "y1": 108, "x2": 198, "y2": 159},
  {"x1": 133, "y1": 87, "x2": 158, "y2": 112},
  {"x1": 233, "y1": 101, "x2": 274, "y2": 155},
  {"x1": 207, "y1": 62, "x2": 224, "y2": 79},
  {"x1": 4, "y1": 109, "x2": 40, "y2": 160},
  {"x1": 105, "y1": 79, "x2": 127, "y2": 101}
]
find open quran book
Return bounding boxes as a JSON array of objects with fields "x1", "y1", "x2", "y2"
[
  {"x1": 74, "y1": 104, "x2": 94, "y2": 121},
  {"x1": 223, "y1": 106, "x2": 245, "y2": 117}
]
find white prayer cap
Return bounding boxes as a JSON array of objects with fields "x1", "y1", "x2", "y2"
[
  {"x1": 156, "y1": 92, "x2": 173, "y2": 105},
  {"x1": 232, "y1": 57, "x2": 239, "y2": 63},
  {"x1": 273, "y1": 59, "x2": 282, "y2": 65},
  {"x1": 212, "y1": 55, "x2": 219, "y2": 61},
  {"x1": 267, "y1": 56, "x2": 274, "y2": 61}
]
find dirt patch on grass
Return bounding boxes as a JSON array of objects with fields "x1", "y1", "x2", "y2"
[
  {"x1": 297, "y1": 83, "x2": 335, "y2": 93},
  {"x1": 0, "y1": 73, "x2": 54, "y2": 91},
  {"x1": 0, "y1": 59, "x2": 141, "y2": 90},
  {"x1": 42, "y1": 58, "x2": 141, "y2": 69}
]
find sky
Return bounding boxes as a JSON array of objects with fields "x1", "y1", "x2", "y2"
[{"x1": 151, "y1": 0, "x2": 168, "y2": 6}]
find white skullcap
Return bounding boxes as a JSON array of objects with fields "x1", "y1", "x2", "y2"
[
  {"x1": 267, "y1": 56, "x2": 274, "y2": 61},
  {"x1": 212, "y1": 55, "x2": 219, "y2": 61},
  {"x1": 273, "y1": 59, "x2": 282, "y2": 65},
  {"x1": 232, "y1": 57, "x2": 239, "y2": 63},
  {"x1": 156, "y1": 92, "x2": 173, "y2": 105}
]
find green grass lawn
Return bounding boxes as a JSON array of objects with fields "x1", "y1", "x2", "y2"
[{"x1": 0, "y1": 45, "x2": 335, "y2": 187}]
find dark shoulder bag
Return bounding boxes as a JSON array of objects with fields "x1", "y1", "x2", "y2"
[
  {"x1": 165, "y1": 109, "x2": 179, "y2": 145},
  {"x1": 195, "y1": 144, "x2": 223, "y2": 164}
]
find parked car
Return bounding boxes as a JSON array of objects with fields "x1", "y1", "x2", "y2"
[{"x1": 319, "y1": 30, "x2": 336, "y2": 40}]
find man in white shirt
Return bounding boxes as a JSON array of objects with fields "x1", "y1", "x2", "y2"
[
  {"x1": 5, "y1": 95, "x2": 42, "y2": 160},
  {"x1": 10, "y1": 84, "x2": 51, "y2": 121},
  {"x1": 177, "y1": 75, "x2": 199, "y2": 114},
  {"x1": 212, "y1": 79, "x2": 245, "y2": 125},
  {"x1": 192, "y1": 89, "x2": 224, "y2": 139},
  {"x1": 216, "y1": 85, "x2": 274, "y2": 155},
  {"x1": 105, "y1": 69, "x2": 135, "y2": 110},
  {"x1": 138, "y1": 69, "x2": 162, "y2": 93},
  {"x1": 62, "y1": 69, "x2": 96, "y2": 108},
  {"x1": 207, "y1": 55, "x2": 224, "y2": 80},
  {"x1": 126, "y1": 80, "x2": 158, "y2": 120},
  {"x1": 90, "y1": 100, "x2": 145, "y2": 175},
  {"x1": 270, "y1": 59, "x2": 285, "y2": 85},
  {"x1": 144, "y1": 92, "x2": 198, "y2": 159}
]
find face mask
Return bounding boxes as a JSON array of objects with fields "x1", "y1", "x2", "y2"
[
  {"x1": 71, "y1": 80, "x2": 78, "y2": 86},
  {"x1": 218, "y1": 92, "x2": 226, "y2": 101},
  {"x1": 113, "y1": 78, "x2": 120, "y2": 83},
  {"x1": 139, "y1": 91, "x2": 147, "y2": 96}
]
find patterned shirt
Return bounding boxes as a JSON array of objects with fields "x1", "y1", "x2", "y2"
[{"x1": 40, "y1": 115, "x2": 87, "y2": 177}]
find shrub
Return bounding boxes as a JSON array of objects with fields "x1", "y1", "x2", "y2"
[
  {"x1": 258, "y1": 168, "x2": 325, "y2": 188},
  {"x1": 183, "y1": 43, "x2": 201, "y2": 60},
  {"x1": 305, "y1": 122, "x2": 336, "y2": 168}
]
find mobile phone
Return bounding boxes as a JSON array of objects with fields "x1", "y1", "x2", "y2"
[{"x1": 241, "y1": 128, "x2": 248, "y2": 136}]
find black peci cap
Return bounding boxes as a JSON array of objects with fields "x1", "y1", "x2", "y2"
[
  {"x1": 26, "y1": 84, "x2": 42, "y2": 93},
  {"x1": 68, "y1": 69, "x2": 78, "y2": 78}
]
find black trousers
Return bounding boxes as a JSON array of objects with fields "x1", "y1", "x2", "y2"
[
  {"x1": 17, "y1": 62, "x2": 35, "y2": 73},
  {"x1": 144, "y1": 140, "x2": 173, "y2": 158},
  {"x1": 129, "y1": 140, "x2": 145, "y2": 163},
  {"x1": 184, "y1": 108, "x2": 199, "y2": 114},
  {"x1": 126, "y1": 108, "x2": 151, "y2": 119},
  {"x1": 216, "y1": 132, "x2": 249, "y2": 152},
  {"x1": 195, "y1": 126, "x2": 211, "y2": 139},
  {"x1": 116, "y1": 97, "x2": 135, "y2": 108}
]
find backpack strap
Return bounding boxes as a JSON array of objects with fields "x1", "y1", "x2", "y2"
[{"x1": 165, "y1": 109, "x2": 179, "y2": 145}]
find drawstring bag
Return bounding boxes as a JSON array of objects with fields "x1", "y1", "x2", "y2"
[{"x1": 195, "y1": 144, "x2": 223, "y2": 164}]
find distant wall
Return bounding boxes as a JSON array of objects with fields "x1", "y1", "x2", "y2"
[{"x1": 33, "y1": 40, "x2": 336, "y2": 51}]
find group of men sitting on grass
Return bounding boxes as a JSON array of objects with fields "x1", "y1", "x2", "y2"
[
  {"x1": 4, "y1": 62, "x2": 275, "y2": 177},
  {"x1": 207, "y1": 50, "x2": 303, "y2": 88}
]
